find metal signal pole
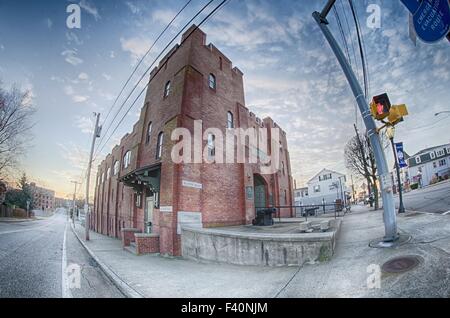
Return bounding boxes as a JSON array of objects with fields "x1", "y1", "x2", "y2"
[
  {"x1": 85, "y1": 113, "x2": 101, "y2": 241},
  {"x1": 313, "y1": 1, "x2": 399, "y2": 242}
]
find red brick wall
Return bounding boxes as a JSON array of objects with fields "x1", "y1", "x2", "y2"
[{"x1": 93, "y1": 25, "x2": 294, "y2": 256}]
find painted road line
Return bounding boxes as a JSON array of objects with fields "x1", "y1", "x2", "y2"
[{"x1": 61, "y1": 221, "x2": 73, "y2": 298}]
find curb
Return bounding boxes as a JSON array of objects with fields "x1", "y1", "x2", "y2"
[{"x1": 70, "y1": 223, "x2": 145, "y2": 298}]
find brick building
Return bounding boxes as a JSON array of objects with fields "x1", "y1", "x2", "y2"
[
  {"x1": 92, "y1": 25, "x2": 293, "y2": 256},
  {"x1": 30, "y1": 183, "x2": 55, "y2": 211}
]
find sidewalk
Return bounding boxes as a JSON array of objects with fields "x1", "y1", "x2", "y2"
[{"x1": 72, "y1": 205, "x2": 450, "y2": 298}]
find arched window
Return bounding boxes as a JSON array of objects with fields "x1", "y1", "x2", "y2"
[
  {"x1": 207, "y1": 133, "x2": 215, "y2": 159},
  {"x1": 106, "y1": 167, "x2": 111, "y2": 180},
  {"x1": 164, "y1": 81, "x2": 171, "y2": 97},
  {"x1": 146, "y1": 122, "x2": 152, "y2": 144},
  {"x1": 156, "y1": 132, "x2": 164, "y2": 159},
  {"x1": 227, "y1": 111, "x2": 234, "y2": 129},
  {"x1": 123, "y1": 151, "x2": 131, "y2": 169},
  {"x1": 208, "y1": 73, "x2": 216, "y2": 89},
  {"x1": 113, "y1": 160, "x2": 120, "y2": 175}
]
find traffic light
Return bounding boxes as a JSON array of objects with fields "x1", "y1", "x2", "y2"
[
  {"x1": 387, "y1": 104, "x2": 409, "y2": 125},
  {"x1": 371, "y1": 93, "x2": 391, "y2": 120}
]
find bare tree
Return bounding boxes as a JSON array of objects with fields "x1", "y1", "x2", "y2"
[
  {"x1": 0, "y1": 81, "x2": 35, "y2": 178},
  {"x1": 344, "y1": 132, "x2": 379, "y2": 210}
]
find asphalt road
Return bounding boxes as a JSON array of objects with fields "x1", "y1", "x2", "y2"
[
  {"x1": 395, "y1": 181, "x2": 450, "y2": 214},
  {"x1": 0, "y1": 208, "x2": 124, "y2": 298}
]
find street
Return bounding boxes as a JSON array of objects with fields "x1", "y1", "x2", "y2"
[
  {"x1": 0, "y1": 209, "x2": 123, "y2": 298},
  {"x1": 395, "y1": 181, "x2": 450, "y2": 214}
]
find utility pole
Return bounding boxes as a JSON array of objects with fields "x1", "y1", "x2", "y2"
[
  {"x1": 85, "y1": 112, "x2": 101, "y2": 241},
  {"x1": 313, "y1": 2, "x2": 398, "y2": 242},
  {"x1": 71, "y1": 181, "x2": 80, "y2": 224}
]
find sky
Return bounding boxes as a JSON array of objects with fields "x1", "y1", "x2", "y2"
[{"x1": 0, "y1": 0, "x2": 449, "y2": 199}]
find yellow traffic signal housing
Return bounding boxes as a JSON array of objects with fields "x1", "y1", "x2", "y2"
[
  {"x1": 371, "y1": 93, "x2": 391, "y2": 120},
  {"x1": 388, "y1": 104, "x2": 409, "y2": 125}
]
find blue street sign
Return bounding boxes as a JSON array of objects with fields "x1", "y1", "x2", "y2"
[
  {"x1": 402, "y1": 0, "x2": 450, "y2": 43},
  {"x1": 395, "y1": 143, "x2": 408, "y2": 168}
]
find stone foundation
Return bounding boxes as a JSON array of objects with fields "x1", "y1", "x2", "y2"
[{"x1": 181, "y1": 219, "x2": 341, "y2": 266}]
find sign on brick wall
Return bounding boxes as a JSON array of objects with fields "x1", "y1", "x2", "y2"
[
  {"x1": 182, "y1": 180, "x2": 203, "y2": 189},
  {"x1": 177, "y1": 211, "x2": 202, "y2": 234}
]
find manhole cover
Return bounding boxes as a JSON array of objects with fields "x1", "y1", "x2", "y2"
[{"x1": 381, "y1": 255, "x2": 421, "y2": 274}]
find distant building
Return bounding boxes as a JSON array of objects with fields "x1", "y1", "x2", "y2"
[
  {"x1": 407, "y1": 144, "x2": 450, "y2": 187},
  {"x1": 55, "y1": 197, "x2": 72, "y2": 209},
  {"x1": 297, "y1": 169, "x2": 348, "y2": 206},
  {"x1": 30, "y1": 183, "x2": 55, "y2": 211},
  {"x1": 293, "y1": 187, "x2": 308, "y2": 205}
]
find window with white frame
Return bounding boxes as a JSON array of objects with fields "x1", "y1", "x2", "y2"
[
  {"x1": 208, "y1": 73, "x2": 216, "y2": 90},
  {"x1": 446, "y1": 147, "x2": 450, "y2": 154},
  {"x1": 439, "y1": 159, "x2": 447, "y2": 167},
  {"x1": 207, "y1": 133, "x2": 215, "y2": 159},
  {"x1": 156, "y1": 132, "x2": 164, "y2": 159},
  {"x1": 164, "y1": 81, "x2": 171, "y2": 98},
  {"x1": 313, "y1": 185, "x2": 321, "y2": 193},
  {"x1": 430, "y1": 152, "x2": 436, "y2": 159},
  {"x1": 436, "y1": 149, "x2": 445, "y2": 157},
  {"x1": 416, "y1": 156, "x2": 421, "y2": 164},
  {"x1": 107, "y1": 167, "x2": 111, "y2": 179},
  {"x1": 146, "y1": 122, "x2": 152, "y2": 144},
  {"x1": 123, "y1": 151, "x2": 131, "y2": 169},
  {"x1": 227, "y1": 111, "x2": 234, "y2": 129},
  {"x1": 114, "y1": 160, "x2": 119, "y2": 175}
]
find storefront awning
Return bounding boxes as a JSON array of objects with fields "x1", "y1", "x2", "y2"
[{"x1": 120, "y1": 163, "x2": 161, "y2": 193}]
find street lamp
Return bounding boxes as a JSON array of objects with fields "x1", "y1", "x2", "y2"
[
  {"x1": 435, "y1": 111, "x2": 450, "y2": 116},
  {"x1": 385, "y1": 126, "x2": 405, "y2": 214}
]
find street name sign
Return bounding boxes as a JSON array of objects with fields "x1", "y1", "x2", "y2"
[{"x1": 401, "y1": 0, "x2": 450, "y2": 43}]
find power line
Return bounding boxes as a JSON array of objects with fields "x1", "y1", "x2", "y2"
[
  {"x1": 97, "y1": 0, "x2": 194, "y2": 148},
  {"x1": 93, "y1": 0, "x2": 229, "y2": 162},
  {"x1": 93, "y1": 0, "x2": 216, "y2": 160},
  {"x1": 333, "y1": 6, "x2": 351, "y2": 66},
  {"x1": 348, "y1": 0, "x2": 369, "y2": 101}
]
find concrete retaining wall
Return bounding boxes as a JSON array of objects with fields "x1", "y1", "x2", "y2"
[{"x1": 181, "y1": 220, "x2": 341, "y2": 267}]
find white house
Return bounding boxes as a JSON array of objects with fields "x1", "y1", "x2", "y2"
[
  {"x1": 295, "y1": 169, "x2": 348, "y2": 207},
  {"x1": 407, "y1": 143, "x2": 450, "y2": 187}
]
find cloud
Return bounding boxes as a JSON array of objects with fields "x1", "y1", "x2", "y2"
[
  {"x1": 79, "y1": 0, "x2": 101, "y2": 21},
  {"x1": 151, "y1": 9, "x2": 179, "y2": 27},
  {"x1": 45, "y1": 18, "x2": 53, "y2": 29},
  {"x1": 72, "y1": 95, "x2": 89, "y2": 103},
  {"x1": 66, "y1": 32, "x2": 83, "y2": 46},
  {"x1": 102, "y1": 73, "x2": 112, "y2": 81},
  {"x1": 62, "y1": 49, "x2": 83, "y2": 66},
  {"x1": 78, "y1": 72, "x2": 89, "y2": 81},
  {"x1": 125, "y1": 2, "x2": 141, "y2": 15},
  {"x1": 74, "y1": 115, "x2": 94, "y2": 134},
  {"x1": 120, "y1": 36, "x2": 151, "y2": 62}
]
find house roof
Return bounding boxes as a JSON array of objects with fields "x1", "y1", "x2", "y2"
[
  {"x1": 411, "y1": 143, "x2": 450, "y2": 157},
  {"x1": 307, "y1": 168, "x2": 345, "y2": 183}
]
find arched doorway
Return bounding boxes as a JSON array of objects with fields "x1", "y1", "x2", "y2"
[{"x1": 254, "y1": 174, "x2": 267, "y2": 211}]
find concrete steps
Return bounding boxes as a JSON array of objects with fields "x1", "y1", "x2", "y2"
[{"x1": 124, "y1": 242, "x2": 137, "y2": 255}]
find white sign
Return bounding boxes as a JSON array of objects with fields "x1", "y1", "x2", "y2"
[
  {"x1": 182, "y1": 180, "x2": 203, "y2": 189},
  {"x1": 160, "y1": 206, "x2": 173, "y2": 213},
  {"x1": 177, "y1": 211, "x2": 202, "y2": 234}
]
